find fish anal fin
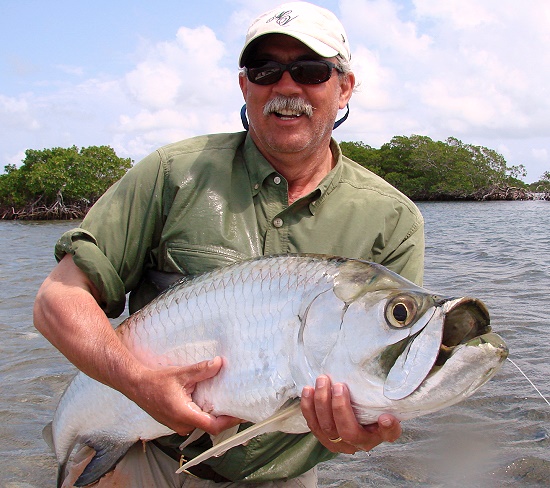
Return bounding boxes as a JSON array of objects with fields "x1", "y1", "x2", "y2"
[
  {"x1": 176, "y1": 399, "x2": 302, "y2": 474},
  {"x1": 74, "y1": 440, "x2": 135, "y2": 487}
]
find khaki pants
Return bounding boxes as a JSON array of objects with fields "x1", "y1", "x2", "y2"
[{"x1": 62, "y1": 442, "x2": 318, "y2": 487}]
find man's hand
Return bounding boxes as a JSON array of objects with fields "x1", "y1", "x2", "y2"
[
  {"x1": 301, "y1": 375, "x2": 401, "y2": 454},
  {"x1": 128, "y1": 356, "x2": 242, "y2": 437}
]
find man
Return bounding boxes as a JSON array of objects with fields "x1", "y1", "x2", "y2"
[{"x1": 34, "y1": 2, "x2": 424, "y2": 486}]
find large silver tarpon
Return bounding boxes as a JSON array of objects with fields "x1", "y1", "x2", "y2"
[{"x1": 47, "y1": 255, "x2": 508, "y2": 486}]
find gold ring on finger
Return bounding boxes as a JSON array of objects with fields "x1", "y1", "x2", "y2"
[{"x1": 328, "y1": 436, "x2": 343, "y2": 443}]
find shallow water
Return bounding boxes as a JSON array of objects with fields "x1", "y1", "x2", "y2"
[
  {"x1": 319, "y1": 201, "x2": 550, "y2": 487},
  {"x1": 1, "y1": 201, "x2": 549, "y2": 487}
]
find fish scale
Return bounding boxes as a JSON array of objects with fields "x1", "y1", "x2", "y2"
[
  {"x1": 121, "y1": 256, "x2": 332, "y2": 419},
  {"x1": 47, "y1": 254, "x2": 508, "y2": 487}
]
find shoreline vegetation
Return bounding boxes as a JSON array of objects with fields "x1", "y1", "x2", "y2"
[
  {"x1": 1, "y1": 138, "x2": 549, "y2": 221},
  {"x1": 2, "y1": 185, "x2": 548, "y2": 222},
  {"x1": 1, "y1": 199, "x2": 93, "y2": 221},
  {"x1": 0, "y1": 145, "x2": 131, "y2": 221}
]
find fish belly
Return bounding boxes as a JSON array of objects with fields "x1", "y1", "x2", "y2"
[{"x1": 53, "y1": 256, "x2": 339, "y2": 460}]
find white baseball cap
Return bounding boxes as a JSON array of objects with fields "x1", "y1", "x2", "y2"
[{"x1": 239, "y1": 2, "x2": 351, "y2": 67}]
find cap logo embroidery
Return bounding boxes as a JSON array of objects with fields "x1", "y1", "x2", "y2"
[{"x1": 266, "y1": 10, "x2": 297, "y2": 26}]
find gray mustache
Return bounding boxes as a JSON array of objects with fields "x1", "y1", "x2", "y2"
[{"x1": 263, "y1": 96, "x2": 314, "y2": 118}]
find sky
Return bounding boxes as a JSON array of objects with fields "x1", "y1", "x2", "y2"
[{"x1": 1, "y1": 0, "x2": 549, "y2": 183}]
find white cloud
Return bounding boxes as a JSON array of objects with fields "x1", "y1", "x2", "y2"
[
  {"x1": 112, "y1": 24, "x2": 244, "y2": 157},
  {"x1": 2, "y1": 25, "x2": 244, "y2": 163},
  {"x1": 56, "y1": 64, "x2": 85, "y2": 77},
  {"x1": 342, "y1": 0, "x2": 433, "y2": 57},
  {"x1": 125, "y1": 25, "x2": 235, "y2": 110},
  {"x1": 1, "y1": 0, "x2": 550, "y2": 182},
  {"x1": 126, "y1": 63, "x2": 182, "y2": 109},
  {"x1": 350, "y1": 46, "x2": 402, "y2": 111},
  {"x1": 413, "y1": 0, "x2": 497, "y2": 29},
  {"x1": 532, "y1": 148, "x2": 548, "y2": 162},
  {"x1": 332, "y1": 0, "x2": 550, "y2": 180},
  {"x1": 0, "y1": 94, "x2": 40, "y2": 130}
]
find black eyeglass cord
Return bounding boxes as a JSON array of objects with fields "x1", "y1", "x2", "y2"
[{"x1": 241, "y1": 104, "x2": 249, "y2": 131}]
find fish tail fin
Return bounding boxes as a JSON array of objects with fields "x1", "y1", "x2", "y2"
[
  {"x1": 73, "y1": 440, "x2": 135, "y2": 487},
  {"x1": 176, "y1": 399, "x2": 302, "y2": 474},
  {"x1": 57, "y1": 461, "x2": 66, "y2": 488},
  {"x1": 42, "y1": 422, "x2": 70, "y2": 488}
]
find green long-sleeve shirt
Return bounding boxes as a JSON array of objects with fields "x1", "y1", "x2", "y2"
[
  {"x1": 54, "y1": 131, "x2": 425, "y2": 481},
  {"x1": 56, "y1": 131, "x2": 423, "y2": 316}
]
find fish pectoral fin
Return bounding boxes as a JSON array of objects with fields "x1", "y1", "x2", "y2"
[
  {"x1": 178, "y1": 426, "x2": 240, "y2": 452},
  {"x1": 179, "y1": 429, "x2": 206, "y2": 450},
  {"x1": 74, "y1": 440, "x2": 135, "y2": 487},
  {"x1": 175, "y1": 399, "x2": 302, "y2": 474},
  {"x1": 211, "y1": 425, "x2": 240, "y2": 446}
]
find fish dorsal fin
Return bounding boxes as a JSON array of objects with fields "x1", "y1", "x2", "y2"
[
  {"x1": 175, "y1": 399, "x2": 302, "y2": 474},
  {"x1": 42, "y1": 422, "x2": 54, "y2": 452}
]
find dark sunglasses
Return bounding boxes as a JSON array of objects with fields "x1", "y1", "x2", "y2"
[{"x1": 245, "y1": 59, "x2": 340, "y2": 85}]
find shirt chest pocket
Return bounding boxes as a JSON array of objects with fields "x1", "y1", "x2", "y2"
[{"x1": 165, "y1": 242, "x2": 257, "y2": 276}]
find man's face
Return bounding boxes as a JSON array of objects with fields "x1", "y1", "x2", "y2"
[{"x1": 239, "y1": 34, "x2": 355, "y2": 161}]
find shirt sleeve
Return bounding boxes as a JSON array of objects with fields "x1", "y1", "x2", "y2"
[
  {"x1": 380, "y1": 214, "x2": 425, "y2": 286},
  {"x1": 54, "y1": 150, "x2": 166, "y2": 317}
]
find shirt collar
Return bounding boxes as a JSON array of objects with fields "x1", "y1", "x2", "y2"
[
  {"x1": 243, "y1": 134, "x2": 278, "y2": 197},
  {"x1": 310, "y1": 138, "x2": 343, "y2": 214},
  {"x1": 243, "y1": 133, "x2": 343, "y2": 212}
]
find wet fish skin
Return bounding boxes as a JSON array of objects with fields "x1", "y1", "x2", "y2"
[{"x1": 48, "y1": 254, "x2": 508, "y2": 486}]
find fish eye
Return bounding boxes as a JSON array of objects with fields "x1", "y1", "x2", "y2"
[{"x1": 386, "y1": 296, "x2": 418, "y2": 328}]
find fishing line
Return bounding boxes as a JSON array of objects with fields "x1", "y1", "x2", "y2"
[{"x1": 507, "y1": 357, "x2": 550, "y2": 407}]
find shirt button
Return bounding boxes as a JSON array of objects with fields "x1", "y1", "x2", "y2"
[
  {"x1": 273, "y1": 176, "x2": 282, "y2": 185},
  {"x1": 273, "y1": 217, "x2": 284, "y2": 228},
  {"x1": 254, "y1": 183, "x2": 259, "y2": 190}
]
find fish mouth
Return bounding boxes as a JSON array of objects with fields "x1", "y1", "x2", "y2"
[
  {"x1": 434, "y1": 297, "x2": 503, "y2": 366},
  {"x1": 423, "y1": 297, "x2": 508, "y2": 387}
]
